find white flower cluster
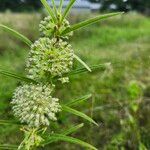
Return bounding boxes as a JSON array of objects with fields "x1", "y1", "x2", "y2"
[
  {"x1": 12, "y1": 13, "x2": 74, "y2": 129},
  {"x1": 39, "y1": 15, "x2": 72, "y2": 38},
  {"x1": 26, "y1": 37, "x2": 74, "y2": 81},
  {"x1": 12, "y1": 84, "x2": 61, "y2": 127}
]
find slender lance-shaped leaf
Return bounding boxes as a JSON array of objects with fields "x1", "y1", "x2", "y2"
[
  {"x1": 43, "y1": 123, "x2": 84, "y2": 144},
  {"x1": 0, "y1": 68, "x2": 37, "y2": 83},
  {"x1": 74, "y1": 54, "x2": 91, "y2": 72},
  {"x1": 62, "y1": 123, "x2": 84, "y2": 135},
  {"x1": 52, "y1": 0, "x2": 57, "y2": 15},
  {"x1": 0, "y1": 120, "x2": 21, "y2": 125},
  {"x1": 68, "y1": 63, "x2": 110, "y2": 76},
  {"x1": 61, "y1": 12, "x2": 124, "y2": 35},
  {"x1": 61, "y1": 0, "x2": 76, "y2": 21},
  {"x1": 59, "y1": 0, "x2": 64, "y2": 12},
  {"x1": 43, "y1": 134, "x2": 97, "y2": 150},
  {"x1": 40, "y1": 0, "x2": 56, "y2": 21},
  {"x1": 62, "y1": 105, "x2": 98, "y2": 126},
  {"x1": 66, "y1": 94, "x2": 92, "y2": 106},
  {"x1": 54, "y1": 63, "x2": 109, "y2": 81},
  {"x1": 0, "y1": 24, "x2": 32, "y2": 47},
  {"x1": 0, "y1": 145, "x2": 18, "y2": 150}
]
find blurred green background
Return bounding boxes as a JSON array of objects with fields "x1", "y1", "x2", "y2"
[{"x1": 0, "y1": 0, "x2": 150, "y2": 150}]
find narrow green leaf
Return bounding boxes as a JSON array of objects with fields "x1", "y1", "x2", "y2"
[
  {"x1": 66, "y1": 94, "x2": 92, "y2": 106},
  {"x1": 59, "y1": 0, "x2": 64, "y2": 12},
  {"x1": 0, "y1": 145, "x2": 18, "y2": 150},
  {"x1": 54, "y1": 63, "x2": 108, "y2": 81},
  {"x1": 40, "y1": 0, "x2": 56, "y2": 21},
  {"x1": 52, "y1": 0, "x2": 57, "y2": 15},
  {"x1": 68, "y1": 63, "x2": 110, "y2": 76},
  {"x1": 0, "y1": 68, "x2": 37, "y2": 83},
  {"x1": 61, "y1": 12, "x2": 124, "y2": 35},
  {"x1": 42, "y1": 123, "x2": 84, "y2": 144},
  {"x1": 0, "y1": 120, "x2": 22, "y2": 126},
  {"x1": 43, "y1": 134, "x2": 97, "y2": 150},
  {"x1": 0, "y1": 120, "x2": 21, "y2": 125},
  {"x1": 62, "y1": 105, "x2": 98, "y2": 126},
  {"x1": 62, "y1": 0, "x2": 76, "y2": 21},
  {"x1": 62, "y1": 123, "x2": 84, "y2": 135},
  {"x1": 0, "y1": 24, "x2": 32, "y2": 46},
  {"x1": 74, "y1": 54, "x2": 91, "y2": 72}
]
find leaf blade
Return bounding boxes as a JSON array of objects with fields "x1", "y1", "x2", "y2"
[
  {"x1": 62, "y1": 105, "x2": 98, "y2": 126},
  {"x1": 74, "y1": 54, "x2": 91, "y2": 72},
  {"x1": 68, "y1": 63, "x2": 110, "y2": 76},
  {"x1": 66, "y1": 94, "x2": 92, "y2": 106},
  {"x1": 62, "y1": 123, "x2": 84, "y2": 135},
  {"x1": 43, "y1": 134, "x2": 97, "y2": 150},
  {"x1": 62, "y1": 0, "x2": 76, "y2": 21},
  {"x1": 52, "y1": 0, "x2": 57, "y2": 15},
  {"x1": 40, "y1": 0, "x2": 56, "y2": 21},
  {"x1": 0, "y1": 145, "x2": 18, "y2": 150},
  {"x1": 0, "y1": 24, "x2": 32, "y2": 47},
  {"x1": 61, "y1": 12, "x2": 124, "y2": 35},
  {"x1": 0, "y1": 120, "x2": 21, "y2": 125},
  {"x1": 59, "y1": 0, "x2": 64, "y2": 12},
  {"x1": 0, "y1": 68, "x2": 37, "y2": 83},
  {"x1": 42, "y1": 123, "x2": 84, "y2": 144}
]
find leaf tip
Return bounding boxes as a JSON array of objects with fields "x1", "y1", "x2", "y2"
[
  {"x1": 80, "y1": 123, "x2": 84, "y2": 127},
  {"x1": 88, "y1": 68, "x2": 92, "y2": 72},
  {"x1": 94, "y1": 121, "x2": 99, "y2": 126}
]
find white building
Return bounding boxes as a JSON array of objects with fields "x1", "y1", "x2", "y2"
[{"x1": 47, "y1": 0, "x2": 101, "y2": 12}]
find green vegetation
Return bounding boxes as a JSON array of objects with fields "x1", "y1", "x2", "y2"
[{"x1": 0, "y1": 12, "x2": 150, "y2": 149}]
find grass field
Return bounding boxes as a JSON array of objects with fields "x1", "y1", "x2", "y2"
[{"x1": 0, "y1": 12, "x2": 150, "y2": 149}]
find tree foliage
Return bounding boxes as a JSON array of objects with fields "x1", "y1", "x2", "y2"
[
  {"x1": 0, "y1": 0, "x2": 150, "y2": 14},
  {"x1": 0, "y1": 0, "x2": 42, "y2": 12},
  {"x1": 90, "y1": 0, "x2": 150, "y2": 14}
]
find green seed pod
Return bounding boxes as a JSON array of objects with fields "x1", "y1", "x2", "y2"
[
  {"x1": 11, "y1": 84, "x2": 61, "y2": 127},
  {"x1": 26, "y1": 38, "x2": 74, "y2": 81}
]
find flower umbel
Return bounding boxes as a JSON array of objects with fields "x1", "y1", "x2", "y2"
[
  {"x1": 12, "y1": 83, "x2": 61, "y2": 127},
  {"x1": 26, "y1": 37, "x2": 74, "y2": 81},
  {"x1": 39, "y1": 14, "x2": 73, "y2": 39}
]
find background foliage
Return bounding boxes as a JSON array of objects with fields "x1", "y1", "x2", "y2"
[
  {"x1": 90, "y1": 0, "x2": 150, "y2": 15},
  {"x1": 0, "y1": 11, "x2": 150, "y2": 149},
  {"x1": 0, "y1": 0, "x2": 150, "y2": 15},
  {"x1": 0, "y1": 0, "x2": 42, "y2": 12}
]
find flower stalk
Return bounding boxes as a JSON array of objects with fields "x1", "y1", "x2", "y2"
[{"x1": 0, "y1": 0, "x2": 123, "y2": 149}]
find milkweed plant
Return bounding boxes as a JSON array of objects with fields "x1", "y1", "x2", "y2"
[{"x1": 0, "y1": 0, "x2": 123, "y2": 149}]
